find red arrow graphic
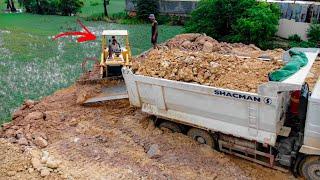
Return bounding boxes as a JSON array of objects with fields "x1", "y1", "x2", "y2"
[{"x1": 53, "y1": 19, "x2": 96, "y2": 43}]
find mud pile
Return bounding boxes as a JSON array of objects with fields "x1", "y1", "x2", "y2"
[
  {"x1": 0, "y1": 85, "x2": 292, "y2": 179},
  {"x1": 307, "y1": 59, "x2": 320, "y2": 90},
  {"x1": 164, "y1": 33, "x2": 284, "y2": 60},
  {"x1": 132, "y1": 34, "x2": 284, "y2": 92}
]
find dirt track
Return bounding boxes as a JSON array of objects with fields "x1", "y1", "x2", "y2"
[{"x1": 0, "y1": 84, "x2": 296, "y2": 179}]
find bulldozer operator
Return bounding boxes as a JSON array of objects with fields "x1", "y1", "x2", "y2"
[{"x1": 107, "y1": 36, "x2": 121, "y2": 59}]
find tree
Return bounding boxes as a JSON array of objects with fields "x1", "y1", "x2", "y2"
[
  {"x1": 103, "y1": 0, "x2": 110, "y2": 17},
  {"x1": 18, "y1": 0, "x2": 23, "y2": 7},
  {"x1": 35, "y1": 0, "x2": 43, "y2": 14},
  {"x1": 59, "y1": 0, "x2": 84, "y2": 16},
  {"x1": 307, "y1": 19, "x2": 320, "y2": 43},
  {"x1": 185, "y1": 0, "x2": 280, "y2": 49},
  {"x1": 231, "y1": 2, "x2": 280, "y2": 48},
  {"x1": 23, "y1": 0, "x2": 83, "y2": 15},
  {"x1": 136, "y1": 0, "x2": 159, "y2": 20},
  {"x1": 185, "y1": 0, "x2": 256, "y2": 39},
  {"x1": 6, "y1": 0, "x2": 17, "y2": 12}
]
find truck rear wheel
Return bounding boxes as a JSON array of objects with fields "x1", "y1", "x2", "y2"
[
  {"x1": 159, "y1": 121, "x2": 182, "y2": 133},
  {"x1": 301, "y1": 156, "x2": 320, "y2": 180},
  {"x1": 187, "y1": 128, "x2": 214, "y2": 147}
]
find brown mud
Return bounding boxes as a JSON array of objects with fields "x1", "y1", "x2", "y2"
[{"x1": 1, "y1": 84, "x2": 295, "y2": 179}]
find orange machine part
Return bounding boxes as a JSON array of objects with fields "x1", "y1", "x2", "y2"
[{"x1": 290, "y1": 90, "x2": 301, "y2": 115}]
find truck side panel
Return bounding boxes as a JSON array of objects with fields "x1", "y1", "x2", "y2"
[{"x1": 123, "y1": 68, "x2": 280, "y2": 146}]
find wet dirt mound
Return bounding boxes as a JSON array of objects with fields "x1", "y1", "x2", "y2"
[
  {"x1": 164, "y1": 33, "x2": 284, "y2": 60},
  {"x1": 132, "y1": 34, "x2": 284, "y2": 93},
  {"x1": 306, "y1": 59, "x2": 320, "y2": 90},
  {"x1": 0, "y1": 85, "x2": 292, "y2": 179},
  {"x1": 133, "y1": 49, "x2": 282, "y2": 93}
]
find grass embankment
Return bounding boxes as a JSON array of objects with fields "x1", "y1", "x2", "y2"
[{"x1": 0, "y1": 9, "x2": 183, "y2": 124}]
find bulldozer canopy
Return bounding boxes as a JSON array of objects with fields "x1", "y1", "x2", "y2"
[{"x1": 102, "y1": 30, "x2": 128, "y2": 36}]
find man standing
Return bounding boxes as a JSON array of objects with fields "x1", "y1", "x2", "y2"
[{"x1": 149, "y1": 14, "x2": 158, "y2": 49}]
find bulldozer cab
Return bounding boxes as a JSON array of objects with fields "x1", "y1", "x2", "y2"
[{"x1": 101, "y1": 30, "x2": 132, "y2": 77}]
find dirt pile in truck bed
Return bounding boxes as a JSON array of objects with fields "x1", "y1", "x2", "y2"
[
  {"x1": 0, "y1": 85, "x2": 293, "y2": 179},
  {"x1": 132, "y1": 34, "x2": 284, "y2": 92},
  {"x1": 164, "y1": 33, "x2": 284, "y2": 60},
  {"x1": 307, "y1": 59, "x2": 320, "y2": 90}
]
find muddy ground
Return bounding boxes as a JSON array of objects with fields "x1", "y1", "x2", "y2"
[
  {"x1": 2, "y1": 34, "x2": 319, "y2": 179},
  {"x1": 0, "y1": 83, "x2": 297, "y2": 180}
]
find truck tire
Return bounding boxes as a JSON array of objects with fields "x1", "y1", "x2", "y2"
[
  {"x1": 159, "y1": 121, "x2": 182, "y2": 133},
  {"x1": 187, "y1": 128, "x2": 214, "y2": 147},
  {"x1": 301, "y1": 156, "x2": 320, "y2": 180}
]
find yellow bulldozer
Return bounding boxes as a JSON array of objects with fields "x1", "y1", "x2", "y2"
[
  {"x1": 100, "y1": 30, "x2": 132, "y2": 78},
  {"x1": 78, "y1": 30, "x2": 132, "y2": 104}
]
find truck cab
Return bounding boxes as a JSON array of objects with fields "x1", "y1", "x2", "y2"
[{"x1": 299, "y1": 79, "x2": 320, "y2": 179}]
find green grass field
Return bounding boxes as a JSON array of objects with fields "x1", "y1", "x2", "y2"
[
  {"x1": 80, "y1": 0, "x2": 126, "y2": 17},
  {"x1": 0, "y1": 2, "x2": 183, "y2": 124},
  {"x1": 1, "y1": 0, "x2": 125, "y2": 17}
]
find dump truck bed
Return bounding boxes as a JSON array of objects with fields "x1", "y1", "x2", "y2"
[{"x1": 123, "y1": 48, "x2": 319, "y2": 146}]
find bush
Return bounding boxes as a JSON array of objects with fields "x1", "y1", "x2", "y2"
[
  {"x1": 288, "y1": 34, "x2": 317, "y2": 48},
  {"x1": 287, "y1": 20, "x2": 320, "y2": 48},
  {"x1": 85, "y1": 13, "x2": 106, "y2": 21},
  {"x1": 307, "y1": 20, "x2": 320, "y2": 43},
  {"x1": 111, "y1": 12, "x2": 144, "y2": 24},
  {"x1": 136, "y1": 0, "x2": 159, "y2": 21},
  {"x1": 24, "y1": 0, "x2": 59, "y2": 14},
  {"x1": 90, "y1": 2, "x2": 99, "y2": 6},
  {"x1": 289, "y1": 41, "x2": 317, "y2": 48},
  {"x1": 117, "y1": 17, "x2": 143, "y2": 25},
  {"x1": 185, "y1": 0, "x2": 256, "y2": 39},
  {"x1": 58, "y1": 0, "x2": 84, "y2": 16},
  {"x1": 157, "y1": 15, "x2": 185, "y2": 25},
  {"x1": 288, "y1": 34, "x2": 302, "y2": 42},
  {"x1": 231, "y1": 2, "x2": 280, "y2": 49},
  {"x1": 23, "y1": 0, "x2": 83, "y2": 15},
  {"x1": 85, "y1": 12, "x2": 143, "y2": 24},
  {"x1": 110, "y1": 11, "x2": 128, "y2": 19},
  {"x1": 185, "y1": 0, "x2": 280, "y2": 49}
]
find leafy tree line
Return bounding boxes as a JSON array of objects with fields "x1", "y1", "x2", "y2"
[
  {"x1": 6, "y1": 0, "x2": 111, "y2": 17},
  {"x1": 126, "y1": 0, "x2": 280, "y2": 46},
  {"x1": 185, "y1": 0, "x2": 281, "y2": 49},
  {"x1": 6, "y1": 0, "x2": 84, "y2": 15}
]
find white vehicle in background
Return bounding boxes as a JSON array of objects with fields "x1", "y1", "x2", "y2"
[{"x1": 122, "y1": 48, "x2": 320, "y2": 179}]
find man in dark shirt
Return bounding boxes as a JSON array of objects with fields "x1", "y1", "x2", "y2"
[{"x1": 149, "y1": 14, "x2": 158, "y2": 49}]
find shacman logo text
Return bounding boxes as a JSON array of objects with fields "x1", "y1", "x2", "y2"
[{"x1": 214, "y1": 90, "x2": 272, "y2": 105}]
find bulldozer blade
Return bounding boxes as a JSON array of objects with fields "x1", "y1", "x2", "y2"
[
  {"x1": 76, "y1": 76, "x2": 123, "y2": 85},
  {"x1": 83, "y1": 81, "x2": 128, "y2": 105}
]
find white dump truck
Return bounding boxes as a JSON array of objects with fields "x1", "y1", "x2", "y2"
[{"x1": 121, "y1": 48, "x2": 320, "y2": 179}]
